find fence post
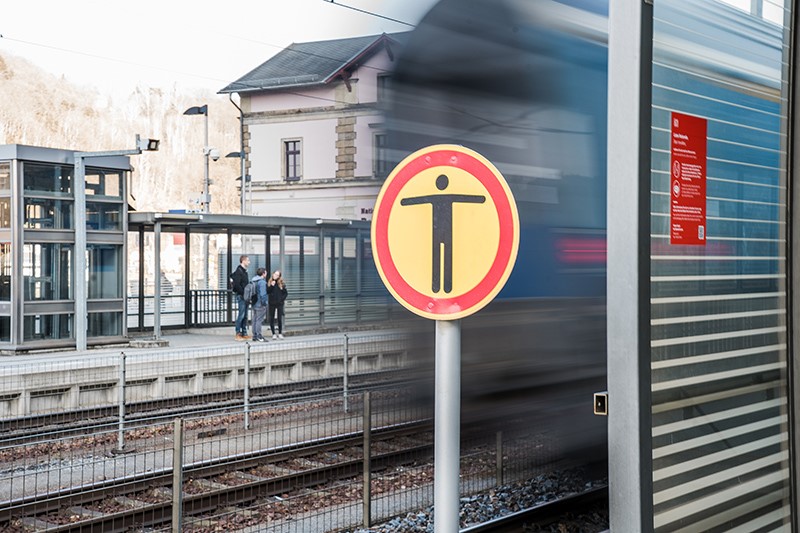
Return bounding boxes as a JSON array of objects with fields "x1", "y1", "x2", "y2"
[
  {"x1": 496, "y1": 431, "x2": 504, "y2": 486},
  {"x1": 343, "y1": 334, "x2": 350, "y2": 413},
  {"x1": 244, "y1": 342, "x2": 251, "y2": 430},
  {"x1": 172, "y1": 418, "x2": 184, "y2": 533},
  {"x1": 116, "y1": 352, "x2": 126, "y2": 452},
  {"x1": 363, "y1": 391, "x2": 372, "y2": 528}
]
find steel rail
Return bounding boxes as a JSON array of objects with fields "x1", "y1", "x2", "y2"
[
  {"x1": 460, "y1": 485, "x2": 609, "y2": 533},
  {"x1": 0, "y1": 419, "x2": 432, "y2": 524}
]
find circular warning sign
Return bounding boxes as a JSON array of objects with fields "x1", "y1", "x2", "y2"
[{"x1": 371, "y1": 144, "x2": 519, "y2": 320}]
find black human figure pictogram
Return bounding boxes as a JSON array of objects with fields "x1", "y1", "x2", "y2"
[{"x1": 400, "y1": 174, "x2": 485, "y2": 293}]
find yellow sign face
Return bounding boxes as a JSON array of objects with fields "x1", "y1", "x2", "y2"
[{"x1": 371, "y1": 145, "x2": 519, "y2": 320}]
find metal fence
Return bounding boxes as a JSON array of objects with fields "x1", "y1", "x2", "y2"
[
  {"x1": 0, "y1": 333, "x2": 574, "y2": 532},
  {"x1": 127, "y1": 290, "x2": 399, "y2": 331}
]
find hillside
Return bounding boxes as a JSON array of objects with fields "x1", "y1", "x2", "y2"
[{"x1": 0, "y1": 52, "x2": 242, "y2": 213}]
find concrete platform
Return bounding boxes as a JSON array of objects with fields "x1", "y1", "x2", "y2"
[{"x1": 0, "y1": 326, "x2": 414, "y2": 419}]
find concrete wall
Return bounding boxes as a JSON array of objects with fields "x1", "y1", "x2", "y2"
[{"x1": 0, "y1": 333, "x2": 410, "y2": 418}]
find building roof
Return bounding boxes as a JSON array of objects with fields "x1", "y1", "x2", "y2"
[{"x1": 219, "y1": 33, "x2": 409, "y2": 94}]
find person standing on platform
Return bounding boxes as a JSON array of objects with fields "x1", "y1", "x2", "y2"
[
  {"x1": 251, "y1": 267, "x2": 269, "y2": 342},
  {"x1": 230, "y1": 255, "x2": 251, "y2": 341},
  {"x1": 267, "y1": 270, "x2": 288, "y2": 339}
]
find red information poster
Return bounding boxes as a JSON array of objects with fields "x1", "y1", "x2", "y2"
[{"x1": 670, "y1": 112, "x2": 707, "y2": 245}]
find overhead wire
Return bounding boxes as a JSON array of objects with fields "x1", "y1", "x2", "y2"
[{"x1": 323, "y1": 1, "x2": 416, "y2": 27}]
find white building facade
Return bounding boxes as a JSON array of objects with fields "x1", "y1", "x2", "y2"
[{"x1": 220, "y1": 34, "x2": 405, "y2": 221}]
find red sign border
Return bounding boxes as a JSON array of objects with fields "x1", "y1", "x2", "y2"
[{"x1": 371, "y1": 145, "x2": 519, "y2": 320}]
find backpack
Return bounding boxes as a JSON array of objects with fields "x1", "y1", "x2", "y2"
[{"x1": 242, "y1": 280, "x2": 258, "y2": 306}]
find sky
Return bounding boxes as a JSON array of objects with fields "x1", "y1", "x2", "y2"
[{"x1": 0, "y1": 0, "x2": 435, "y2": 97}]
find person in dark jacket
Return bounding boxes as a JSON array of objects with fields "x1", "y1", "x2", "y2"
[
  {"x1": 229, "y1": 255, "x2": 251, "y2": 341},
  {"x1": 250, "y1": 268, "x2": 269, "y2": 342},
  {"x1": 267, "y1": 270, "x2": 288, "y2": 339}
]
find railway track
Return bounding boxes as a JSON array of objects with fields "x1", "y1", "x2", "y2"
[
  {"x1": 0, "y1": 420, "x2": 433, "y2": 532},
  {"x1": 461, "y1": 485, "x2": 609, "y2": 533}
]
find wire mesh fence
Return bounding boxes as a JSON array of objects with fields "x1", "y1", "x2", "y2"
[{"x1": 0, "y1": 332, "x2": 595, "y2": 532}]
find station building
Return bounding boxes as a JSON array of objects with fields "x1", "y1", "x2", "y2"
[{"x1": 218, "y1": 32, "x2": 408, "y2": 221}]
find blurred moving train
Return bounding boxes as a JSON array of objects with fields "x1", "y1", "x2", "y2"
[{"x1": 387, "y1": 0, "x2": 782, "y2": 462}]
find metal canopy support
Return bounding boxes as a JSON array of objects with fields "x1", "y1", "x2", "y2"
[
  {"x1": 75, "y1": 137, "x2": 152, "y2": 350},
  {"x1": 789, "y1": 0, "x2": 800, "y2": 527},
  {"x1": 74, "y1": 156, "x2": 87, "y2": 350},
  {"x1": 154, "y1": 219, "x2": 162, "y2": 340},
  {"x1": 607, "y1": 0, "x2": 654, "y2": 530}
]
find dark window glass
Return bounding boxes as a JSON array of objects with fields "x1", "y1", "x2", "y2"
[
  {"x1": 377, "y1": 74, "x2": 391, "y2": 104},
  {"x1": 0, "y1": 316, "x2": 9, "y2": 342},
  {"x1": 86, "y1": 202, "x2": 121, "y2": 230},
  {"x1": 374, "y1": 134, "x2": 389, "y2": 177},
  {"x1": 23, "y1": 162, "x2": 72, "y2": 195},
  {"x1": 24, "y1": 198, "x2": 73, "y2": 229},
  {"x1": 88, "y1": 244, "x2": 122, "y2": 299},
  {"x1": 88, "y1": 312, "x2": 122, "y2": 337}
]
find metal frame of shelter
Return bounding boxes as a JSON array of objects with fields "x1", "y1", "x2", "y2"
[{"x1": 127, "y1": 212, "x2": 394, "y2": 339}]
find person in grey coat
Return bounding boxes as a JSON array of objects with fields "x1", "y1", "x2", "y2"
[{"x1": 250, "y1": 268, "x2": 269, "y2": 342}]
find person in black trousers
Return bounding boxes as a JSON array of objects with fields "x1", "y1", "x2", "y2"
[{"x1": 267, "y1": 270, "x2": 288, "y2": 339}]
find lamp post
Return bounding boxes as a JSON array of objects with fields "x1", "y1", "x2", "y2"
[
  {"x1": 185, "y1": 105, "x2": 217, "y2": 289},
  {"x1": 183, "y1": 105, "x2": 211, "y2": 213},
  {"x1": 226, "y1": 151, "x2": 249, "y2": 215},
  {"x1": 74, "y1": 135, "x2": 159, "y2": 351}
]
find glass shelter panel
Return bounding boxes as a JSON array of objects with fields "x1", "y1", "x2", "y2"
[
  {"x1": 649, "y1": 0, "x2": 790, "y2": 530},
  {"x1": 323, "y1": 235, "x2": 357, "y2": 324},
  {"x1": 88, "y1": 244, "x2": 122, "y2": 299},
  {"x1": 281, "y1": 234, "x2": 319, "y2": 327},
  {"x1": 23, "y1": 162, "x2": 72, "y2": 195},
  {"x1": 23, "y1": 243, "x2": 72, "y2": 301},
  {"x1": 24, "y1": 314, "x2": 72, "y2": 341},
  {"x1": 0, "y1": 161, "x2": 10, "y2": 191},
  {"x1": 0, "y1": 243, "x2": 10, "y2": 302},
  {"x1": 24, "y1": 198, "x2": 73, "y2": 229},
  {"x1": 86, "y1": 201, "x2": 121, "y2": 230}
]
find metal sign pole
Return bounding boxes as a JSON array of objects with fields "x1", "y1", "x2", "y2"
[{"x1": 434, "y1": 319, "x2": 460, "y2": 533}]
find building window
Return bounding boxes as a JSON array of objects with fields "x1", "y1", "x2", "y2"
[
  {"x1": 377, "y1": 74, "x2": 391, "y2": 104},
  {"x1": 284, "y1": 139, "x2": 302, "y2": 181},
  {"x1": 374, "y1": 133, "x2": 389, "y2": 177}
]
